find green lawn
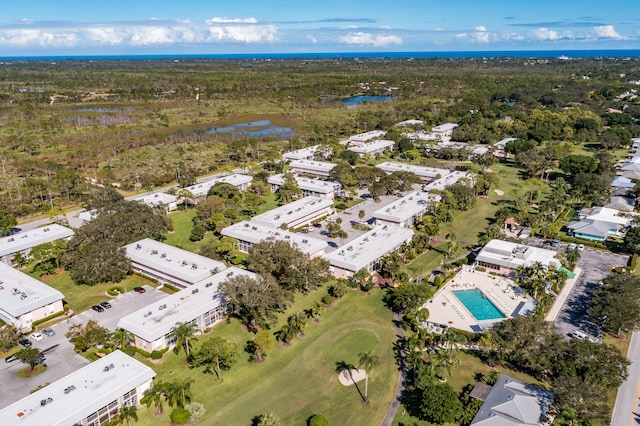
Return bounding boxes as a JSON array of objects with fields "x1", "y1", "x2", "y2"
[
  {"x1": 133, "y1": 288, "x2": 397, "y2": 426},
  {"x1": 163, "y1": 208, "x2": 218, "y2": 253},
  {"x1": 26, "y1": 269, "x2": 154, "y2": 315}
]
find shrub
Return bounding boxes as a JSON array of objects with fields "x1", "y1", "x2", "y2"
[
  {"x1": 334, "y1": 202, "x2": 347, "y2": 211},
  {"x1": 308, "y1": 414, "x2": 331, "y2": 426},
  {"x1": 32, "y1": 310, "x2": 66, "y2": 327},
  {"x1": 170, "y1": 407, "x2": 191, "y2": 425},
  {"x1": 163, "y1": 283, "x2": 180, "y2": 293},
  {"x1": 475, "y1": 266, "x2": 487, "y2": 272},
  {"x1": 122, "y1": 345, "x2": 136, "y2": 356},
  {"x1": 185, "y1": 402, "x2": 206, "y2": 422},
  {"x1": 433, "y1": 276, "x2": 443, "y2": 287},
  {"x1": 150, "y1": 350, "x2": 163, "y2": 360},
  {"x1": 321, "y1": 295, "x2": 333, "y2": 305},
  {"x1": 455, "y1": 257, "x2": 468, "y2": 266},
  {"x1": 107, "y1": 286, "x2": 124, "y2": 296}
]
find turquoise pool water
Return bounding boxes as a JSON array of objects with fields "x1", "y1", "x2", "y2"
[{"x1": 453, "y1": 289, "x2": 506, "y2": 321}]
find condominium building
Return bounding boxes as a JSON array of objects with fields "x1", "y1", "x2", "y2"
[
  {"x1": 283, "y1": 145, "x2": 319, "y2": 161},
  {"x1": 118, "y1": 267, "x2": 257, "y2": 351},
  {"x1": 249, "y1": 197, "x2": 333, "y2": 230},
  {"x1": 183, "y1": 174, "x2": 253, "y2": 198},
  {"x1": 0, "y1": 224, "x2": 75, "y2": 265},
  {"x1": 267, "y1": 174, "x2": 342, "y2": 200},
  {"x1": 288, "y1": 159, "x2": 337, "y2": 177},
  {"x1": 348, "y1": 139, "x2": 395, "y2": 157},
  {"x1": 0, "y1": 262, "x2": 64, "y2": 332},
  {"x1": 324, "y1": 225, "x2": 414, "y2": 279},
  {"x1": 130, "y1": 192, "x2": 178, "y2": 212},
  {"x1": 475, "y1": 240, "x2": 561, "y2": 275},
  {"x1": 0, "y1": 350, "x2": 155, "y2": 426},
  {"x1": 372, "y1": 191, "x2": 441, "y2": 227},
  {"x1": 221, "y1": 221, "x2": 327, "y2": 258},
  {"x1": 124, "y1": 238, "x2": 226, "y2": 289},
  {"x1": 376, "y1": 161, "x2": 450, "y2": 183}
]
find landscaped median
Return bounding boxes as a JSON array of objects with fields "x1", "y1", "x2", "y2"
[{"x1": 131, "y1": 287, "x2": 397, "y2": 426}]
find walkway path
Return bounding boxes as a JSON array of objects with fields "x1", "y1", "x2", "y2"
[
  {"x1": 544, "y1": 267, "x2": 582, "y2": 322},
  {"x1": 381, "y1": 312, "x2": 406, "y2": 426},
  {"x1": 611, "y1": 331, "x2": 640, "y2": 426}
]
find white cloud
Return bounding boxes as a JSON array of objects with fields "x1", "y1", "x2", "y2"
[
  {"x1": 343, "y1": 25, "x2": 358, "y2": 29},
  {"x1": 379, "y1": 25, "x2": 391, "y2": 30},
  {"x1": 589, "y1": 25, "x2": 624, "y2": 39},
  {"x1": 205, "y1": 17, "x2": 258, "y2": 24},
  {"x1": 20, "y1": 18, "x2": 34, "y2": 24},
  {"x1": 475, "y1": 25, "x2": 487, "y2": 32},
  {"x1": 0, "y1": 21, "x2": 278, "y2": 49},
  {"x1": 339, "y1": 32, "x2": 402, "y2": 47},
  {"x1": 529, "y1": 27, "x2": 560, "y2": 41},
  {"x1": 472, "y1": 31, "x2": 490, "y2": 43},
  {"x1": 307, "y1": 35, "x2": 317, "y2": 44}
]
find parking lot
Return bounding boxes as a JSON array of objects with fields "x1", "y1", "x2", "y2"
[
  {"x1": 552, "y1": 247, "x2": 629, "y2": 341},
  {"x1": 0, "y1": 284, "x2": 167, "y2": 409}
]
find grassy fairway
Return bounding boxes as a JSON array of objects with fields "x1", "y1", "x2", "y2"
[{"x1": 134, "y1": 288, "x2": 397, "y2": 426}]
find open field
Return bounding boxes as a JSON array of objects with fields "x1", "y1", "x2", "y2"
[{"x1": 132, "y1": 287, "x2": 397, "y2": 426}]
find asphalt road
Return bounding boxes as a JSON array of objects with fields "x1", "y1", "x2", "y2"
[{"x1": 612, "y1": 332, "x2": 640, "y2": 426}]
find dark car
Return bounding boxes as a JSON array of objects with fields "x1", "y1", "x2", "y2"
[
  {"x1": 133, "y1": 286, "x2": 146, "y2": 294},
  {"x1": 100, "y1": 301, "x2": 112, "y2": 309},
  {"x1": 18, "y1": 338, "x2": 32, "y2": 347},
  {"x1": 551, "y1": 239, "x2": 560, "y2": 248},
  {"x1": 5, "y1": 354, "x2": 17, "y2": 363},
  {"x1": 91, "y1": 305, "x2": 105, "y2": 313}
]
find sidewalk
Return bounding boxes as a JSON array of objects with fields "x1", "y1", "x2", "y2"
[{"x1": 544, "y1": 267, "x2": 582, "y2": 322}]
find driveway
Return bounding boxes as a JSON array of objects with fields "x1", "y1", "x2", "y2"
[
  {"x1": 0, "y1": 285, "x2": 167, "y2": 409},
  {"x1": 552, "y1": 248, "x2": 629, "y2": 340}
]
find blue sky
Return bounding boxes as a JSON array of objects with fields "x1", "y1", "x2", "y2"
[{"x1": 0, "y1": 0, "x2": 638, "y2": 55}]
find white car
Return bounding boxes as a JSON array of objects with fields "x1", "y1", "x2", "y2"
[
  {"x1": 577, "y1": 244, "x2": 585, "y2": 252},
  {"x1": 569, "y1": 330, "x2": 588, "y2": 340},
  {"x1": 568, "y1": 243, "x2": 577, "y2": 250},
  {"x1": 30, "y1": 332, "x2": 44, "y2": 342}
]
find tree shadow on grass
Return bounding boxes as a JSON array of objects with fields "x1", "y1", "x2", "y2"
[{"x1": 335, "y1": 361, "x2": 366, "y2": 404}]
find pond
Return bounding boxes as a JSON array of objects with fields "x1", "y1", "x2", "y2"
[
  {"x1": 326, "y1": 95, "x2": 394, "y2": 108},
  {"x1": 206, "y1": 119, "x2": 294, "y2": 138}
]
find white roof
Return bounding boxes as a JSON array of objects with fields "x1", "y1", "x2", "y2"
[
  {"x1": 221, "y1": 221, "x2": 328, "y2": 256},
  {"x1": 423, "y1": 171, "x2": 472, "y2": 191},
  {"x1": 118, "y1": 267, "x2": 256, "y2": 342},
  {"x1": 0, "y1": 350, "x2": 155, "y2": 426},
  {"x1": 324, "y1": 225, "x2": 414, "y2": 272},
  {"x1": 0, "y1": 224, "x2": 74, "y2": 258},
  {"x1": 78, "y1": 210, "x2": 97, "y2": 222},
  {"x1": 582, "y1": 207, "x2": 631, "y2": 226},
  {"x1": 376, "y1": 161, "x2": 450, "y2": 180},
  {"x1": 348, "y1": 139, "x2": 395, "y2": 154},
  {"x1": 494, "y1": 137, "x2": 516, "y2": 148},
  {"x1": 124, "y1": 238, "x2": 226, "y2": 285},
  {"x1": 267, "y1": 174, "x2": 342, "y2": 194},
  {"x1": 372, "y1": 191, "x2": 440, "y2": 223},
  {"x1": 348, "y1": 130, "x2": 387, "y2": 143},
  {"x1": 0, "y1": 263, "x2": 64, "y2": 318},
  {"x1": 131, "y1": 192, "x2": 177, "y2": 207},
  {"x1": 396, "y1": 119, "x2": 424, "y2": 127},
  {"x1": 432, "y1": 122, "x2": 459, "y2": 132},
  {"x1": 184, "y1": 174, "x2": 253, "y2": 197},
  {"x1": 404, "y1": 131, "x2": 439, "y2": 141},
  {"x1": 283, "y1": 145, "x2": 319, "y2": 160},
  {"x1": 250, "y1": 197, "x2": 333, "y2": 229},
  {"x1": 288, "y1": 159, "x2": 337, "y2": 173},
  {"x1": 476, "y1": 240, "x2": 561, "y2": 270}
]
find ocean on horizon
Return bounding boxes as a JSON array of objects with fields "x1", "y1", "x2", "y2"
[{"x1": 0, "y1": 49, "x2": 638, "y2": 62}]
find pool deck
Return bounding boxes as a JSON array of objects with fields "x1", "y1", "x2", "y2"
[{"x1": 424, "y1": 267, "x2": 534, "y2": 333}]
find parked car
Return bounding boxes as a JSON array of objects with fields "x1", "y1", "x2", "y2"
[
  {"x1": 41, "y1": 328, "x2": 55, "y2": 337},
  {"x1": 91, "y1": 305, "x2": 105, "y2": 313},
  {"x1": 30, "y1": 332, "x2": 44, "y2": 342},
  {"x1": 569, "y1": 330, "x2": 588, "y2": 340},
  {"x1": 5, "y1": 354, "x2": 17, "y2": 363},
  {"x1": 100, "y1": 301, "x2": 112, "y2": 309},
  {"x1": 133, "y1": 286, "x2": 146, "y2": 294},
  {"x1": 551, "y1": 239, "x2": 560, "y2": 248},
  {"x1": 567, "y1": 243, "x2": 577, "y2": 250},
  {"x1": 577, "y1": 244, "x2": 585, "y2": 252},
  {"x1": 18, "y1": 338, "x2": 32, "y2": 347}
]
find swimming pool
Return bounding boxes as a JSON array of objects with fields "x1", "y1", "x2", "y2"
[{"x1": 453, "y1": 289, "x2": 506, "y2": 321}]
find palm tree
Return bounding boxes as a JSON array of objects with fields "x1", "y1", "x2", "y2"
[
  {"x1": 335, "y1": 361, "x2": 367, "y2": 403},
  {"x1": 170, "y1": 322, "x2": 199, "y2": 359},
  {"x1": 358, "y1": 351, "x2": 380, "y2": 402},
  {"x1": 143, "y1": 381, "x2": 169, "y2": 415},
  {"x1": 304, "y1": 302, "x2": 324, "y2": 323},
  {"x1": 168, "y1": 377, "x2": 194, "y2": 409},
  {"x1": 110, "y1": 328, "x2": 134, "y2": 350},
  {"x1": 275, "y1": 323, "x2": 297, "y2": 345},
  {"x1": 118, "y1": 404, "x2": 138, "y2": 426},
  {"x1": 442, "y1": 326, "x2": 466, "y2": 364},
  {"x1": 288, "y1": 312, "x2": 307, "y2": 336}
]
